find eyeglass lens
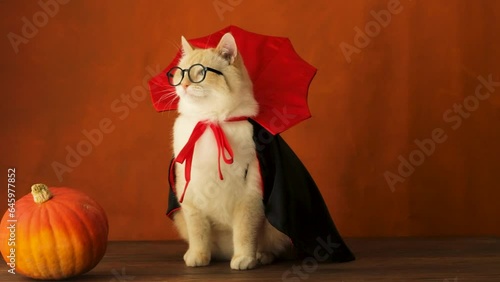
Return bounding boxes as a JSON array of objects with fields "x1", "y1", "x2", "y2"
[{"x1": 167, "y1": 64, "x2": 207, "y2": 86}]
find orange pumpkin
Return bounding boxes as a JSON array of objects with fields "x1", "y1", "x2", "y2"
[{"x1": 0, "y1": 184, "x2": 109, "y2": 280}]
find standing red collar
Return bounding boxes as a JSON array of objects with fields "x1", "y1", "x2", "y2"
[{"x1": 171, "y1": 116, "x2": 249, "y2": 203}]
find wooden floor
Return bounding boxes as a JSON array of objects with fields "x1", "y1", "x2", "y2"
[{"x1": 1, "y1": 238, "x2": 499, "y2": 281}]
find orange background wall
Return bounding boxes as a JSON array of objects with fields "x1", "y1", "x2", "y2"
[{"x1": 1, "y1": 0, "x2": 499, "y2": 240}]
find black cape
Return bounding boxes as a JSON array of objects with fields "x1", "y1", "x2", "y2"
[{"x1": 166, "y1": 119, "x2": 355, "y2": 263}]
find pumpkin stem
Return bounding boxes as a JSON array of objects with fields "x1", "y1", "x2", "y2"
[{"x1": 31, "y1": 183, "x2": 53, "y2": 204}]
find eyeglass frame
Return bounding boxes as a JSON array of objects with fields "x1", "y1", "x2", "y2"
[{"x1": 166, "y1": 63, "x2": 224, "y2": 86}]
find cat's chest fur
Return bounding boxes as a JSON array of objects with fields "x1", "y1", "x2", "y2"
[{"x1": 173, "y1": 115, "x2": 257, "y2": 224}]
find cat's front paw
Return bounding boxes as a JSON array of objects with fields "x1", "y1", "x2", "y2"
[
  {"x1": 230, "y1": 255, "x2": 257, "y2": 270},
  {"x1": 184, "y1": 249, "x2": 211, "y2": 267},
  {"x1": 256, "y1": 252, "x2": 275, "y2": 265}
]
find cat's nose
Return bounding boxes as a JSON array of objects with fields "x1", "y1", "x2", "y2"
[{"x1": 181, "y1": 82, "x2": 190, "y2": 90}]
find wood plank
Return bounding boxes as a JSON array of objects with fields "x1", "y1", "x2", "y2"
[{"x1": 1, "y1": 238, "x2": 499, "y2": 281}]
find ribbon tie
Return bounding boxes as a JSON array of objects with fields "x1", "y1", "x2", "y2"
[{"x1": 171, "y1": 117, "x2": 248, "y2": 203}]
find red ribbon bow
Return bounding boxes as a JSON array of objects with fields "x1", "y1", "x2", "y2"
[{"x1": 171, "y1": 117, "x2": 248, "y2": 203}]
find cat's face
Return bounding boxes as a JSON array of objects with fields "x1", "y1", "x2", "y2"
[{"x1": 173, "y1": 33, "x2": 257, "y2": 120}]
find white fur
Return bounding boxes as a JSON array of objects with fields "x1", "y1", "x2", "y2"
[{"x1": 171, "y1": 33, "x2": 292, "y2": 270}]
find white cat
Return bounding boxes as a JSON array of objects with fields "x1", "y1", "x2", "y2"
[{"x1": 170, "y1": 33, "x2": 291, "y2": 270}]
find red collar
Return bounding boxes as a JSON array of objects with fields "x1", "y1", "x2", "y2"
[{"x1": 172, "y1": 117, "x2": 249, "y2": 203}]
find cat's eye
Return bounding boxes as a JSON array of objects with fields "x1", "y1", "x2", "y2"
[{"x1": 166, "y1": 64, "x2": 223, "y2": 86}]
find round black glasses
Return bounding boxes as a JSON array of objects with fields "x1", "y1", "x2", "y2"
[{"x1": 166, "y1": 64, "x2": 224, "y2": 86}]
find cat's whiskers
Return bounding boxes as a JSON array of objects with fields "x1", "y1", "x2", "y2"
[
  {"x1": 155, "y1": 91, "x2": 177, "y2": 104},
  {"x1": 154, "y1": 91, "x2": 177, "y2": 106},
  {"x1": 154, "y1": 88, "x2": 176, "y2": 96},
  {"x1": 155, "y1": 88, "x2": 177, "y2": 95},
  {"x1": 155, "y1": 89, "x2": 180, "y2": 117},
  {"x1": 165, "y1": 95, "x2": 179, "y2": 112}
]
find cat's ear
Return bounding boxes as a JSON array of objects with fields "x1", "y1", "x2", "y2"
[
  {"x1": 181, "y1": 36, "x2": 193, "y2": 55},
  {"x1": 216, "y1": 33, "x2": 237, "y2": 64}
]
